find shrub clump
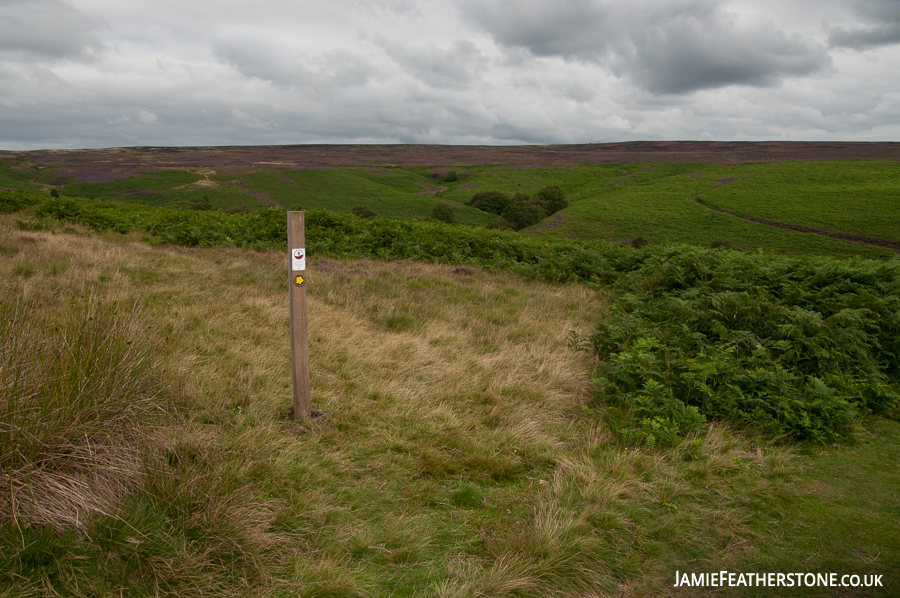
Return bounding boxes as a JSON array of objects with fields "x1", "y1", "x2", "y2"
[
  {"x1": 167, "y1": 195, "x2": 211, "y2": 211},
  {"x1": 431, "y1": 201, "x2": 456, "y2": 223},
  {"x1": 0, "y1": 190, "x2": 45, "y2": 214},
  {"x1": 535, "y1": 186, "x2": 568, "y2": 213},
  {"x1": 428, "y1": 169, "x2": 465, "y2": 182},
  {"x1": 577, "y1": 248, "x2": 900, "y2": 445},
  {"x1": 504, "y1": 198, "x2": 546, "y2": 230},
  {"x1": 486, "y1": 216, "x2": 515, "y2": 230},
  {"x1": 469, "y1": 187, "x2": 568, "y2": 230},
  {"x1": 630, "y1": 237, "x2": 649, "y2": 249},
  {"x1": 351, "y1": 205, "x2": 378, "y2": 219},
  {"x1": 469, "y1": 190, "x2": 512, "y2": 216}
]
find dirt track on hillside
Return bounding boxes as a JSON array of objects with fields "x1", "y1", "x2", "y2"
[
  {"x1": 693, "y1": 196, "x2": 900, "y2": 252},
  {"x1": 3, "y1": 141, "x2": 900, "y2": 178}
]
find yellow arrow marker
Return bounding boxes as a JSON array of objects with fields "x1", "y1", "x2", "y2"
[{"x1": 294, "y1": 274, "x2": 305, "y2": 287}]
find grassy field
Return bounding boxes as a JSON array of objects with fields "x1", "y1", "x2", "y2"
[
  {"x1": 1, "y1": 212, "x2": 897, "y2": 597},
  {"x1": 56, "y1": 169, "x2": 266, "y2": 212},
  {"x1": 247, "y1": 168, "x2": 494, "y2": 225},
  {"x1": 2, "y1": 156, "x2": 899, "y2": 259},
  {"x1": 432, "y1": 163, "x2": 898, "y2": 259},
  {"x1": 696, "y1": 162, "x2": 900, "y2": 240}
]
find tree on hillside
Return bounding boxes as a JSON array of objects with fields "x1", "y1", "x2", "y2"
[
  {"x1": 431, "y1": 201, "x2": 456, "y2": 223},
  {"x1": 470, "y1": 190, "x2": 551, "y2": 230},
  {"x1": 351, "y1": 205, "x2": 378, "y2": 219},
  {"x1": 503, "y1": 201, "x2": 546, "y2": 230},
  {"x1": 486, "y1": 216, "x2": 515, "y2": 230},
  {"x1": 470, "y1": 190, "x2": 511, "y2": 215},
  {"x1": 526, "y1": 195, "x2": 549, "y2": 215},
  {"x1": 535, "y1": 186, "x2": 568, "y2": 214}
]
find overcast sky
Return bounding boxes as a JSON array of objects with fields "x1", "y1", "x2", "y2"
[{"x1": 1, "y1": 0, "x2": 899, "y2": 149}]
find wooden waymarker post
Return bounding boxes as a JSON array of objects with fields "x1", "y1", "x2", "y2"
[{"x1": 288, "y1": 211, "x2": 311, "y2": 419}]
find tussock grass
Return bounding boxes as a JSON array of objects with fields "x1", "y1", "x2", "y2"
[
  {"x1": 1, "y1": 214, "x2": 897, "y2": 597},
  {"x1": 0, "y1": 289, "x2": 160, "y2": 531},
  {"x1": 0, "y1": 221, "x2": 291, "y2": 596}
]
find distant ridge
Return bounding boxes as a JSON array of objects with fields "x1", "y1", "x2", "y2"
[{"x1": 3, "y1": 141, "x2": 900, "y2": 172}]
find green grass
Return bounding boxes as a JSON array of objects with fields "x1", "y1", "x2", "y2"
[
  {"x1": 37, "y1": 168, "x2": 264, "y2": 212},
  {"x1": 1, "y1": 153, "x2": 899, "y2": 597},
  {"x1": 1, "y1": 214, "x2": 898, "y2": 596},
  {"x1": 168, "y1": 184, "x2": 266, "y2": 211},
  {"x1": 700, "y1": 161, "x2": 900, "y2": 241},
  {"x1": 13, "y1": 195, "x2": 900, "y2": 445},
  {"x1": 0, "y1": 161, "x2": 34, "y2": 192},
  {"x1": 4, "y1": 157, "x2": 900, "y2": 258},
  {"x1": 760, "y1": 419, "x2": 900, "y2": 576},
  {"x1": 55, "y1": 169, "x2": 201, "y2": 202},
  {"x1": 660, "y1": 419, "x2": 900, "y2": 597},
  {"x1": 248, "y1": 168, "x2": 494, "y2": 224},
  {"x1": 438, "y1": 163, "x2": 897, "y2": 259}
]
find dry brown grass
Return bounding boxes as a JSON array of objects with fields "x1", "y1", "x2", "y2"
[
  {"x1": 2, "y1": 439, "x2": 144, "y2": 532},
  {"x1": 0, "y1": 232, "x2": 163, "y2": 532},
  {"x1": 0, "y1": 214, "x2": 804, "y2": 597}
]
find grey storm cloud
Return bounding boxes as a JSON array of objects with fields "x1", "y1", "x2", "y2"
[
  {"x1": 828, "y1": 0, "x2": 900, "y2": 50},
  {"x1": 213, "y1": 38, "x2": 373, "y2": 90},
  {"x1": 459, "y1": 0, "x2": 831, "y2": 94},
  {"x1": 378, "y1": 39, "x2": 488, "y2": 89},
  {"x1": 1, "y1": 0, "x2": 899, "y2": 149},
  {"x1": 0, "y1": 0, "x2": 104, "y2": 60}
]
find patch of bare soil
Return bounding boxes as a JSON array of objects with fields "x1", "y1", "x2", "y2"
[
  {"x1": 279, "y1": 408, "x2": 328, "y2": 435},
  {"x1": 239, "y1": 184, "x2": 285, "y2": 208},
  {"x1": 709, "y1": 177, "x2": 738, "y2": 188},
  {"x1": 415, "y1": 182, "x2": 447, "y2": 195},
  {"x1": 524, "y1": 213, "x2": 572, "y2": 237},
  {"x1": 173, "y1": 168, "x2": 222, "y2": 191},
  {"x1": 693, "y1": 196, "x2": 900, "y2": 252},
  {"x1": 271, "y1": 170, "x2": 297, "y2": 185},
  {"x1": 113, "y1": 188, "x2": 151, "y2": 198}
]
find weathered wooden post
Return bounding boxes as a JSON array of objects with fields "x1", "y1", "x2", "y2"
[{"x1": 288, "y1": 211, "x2": 311, "y2": 419}]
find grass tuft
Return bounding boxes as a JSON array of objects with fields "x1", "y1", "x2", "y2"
[{"x1": 0, "y1": 292, "x2": 163, "y2": 531}]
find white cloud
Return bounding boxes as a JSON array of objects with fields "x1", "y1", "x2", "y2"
[
  {"x1": 378, "y1": 39, "x2": 488, "y2": 90},
  {"x1": 0, "y1": 0, "x2": 898, "y2": 148},
  {"x1": 0, "y1": 0, "x2": 105, "y2": 60},
  {"x1": 137, "y1": 110, "x2": 157, "y2": 125}
]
